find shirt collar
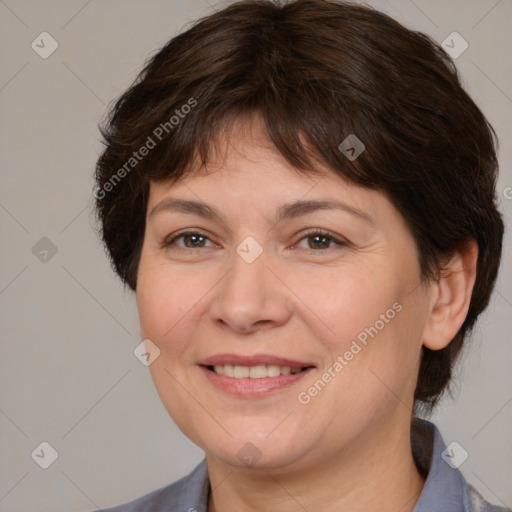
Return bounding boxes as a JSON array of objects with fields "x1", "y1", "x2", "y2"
[
  {"x1": 412, "y1": 418, "x2": 471, "y2": 512},
  {"x1": 177, "y1": 457, "x2": 209, "y2": 512}
]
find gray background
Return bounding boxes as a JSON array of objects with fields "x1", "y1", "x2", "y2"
[{"x1": 0, "y1": 0, "x2": 511, "y2": 510}]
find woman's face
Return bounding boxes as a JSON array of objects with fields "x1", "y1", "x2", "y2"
[{"x1": 136, "y1": 117, "x2": 434, "y2": 471}]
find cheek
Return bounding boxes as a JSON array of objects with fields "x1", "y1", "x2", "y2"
[
  {"x1": 290, "y1": 260, "x2": 402, "y2": 355},
  {"x1": 329, "y1": 284, "x2": 425, "y2": 410},
  {"x1": 296, "y1": 259, "x2": 422, "y2": 400},
  {"x1": 136, "y1": 259, "x2": 202, "y2": 356}
]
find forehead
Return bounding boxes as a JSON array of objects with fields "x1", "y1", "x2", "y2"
[
  {"x1": 146, "y1": 113, "x2": 396, "y2": 230},
  {"x1": 149, "y1": 114, "x2": 344, "y2": 200}
]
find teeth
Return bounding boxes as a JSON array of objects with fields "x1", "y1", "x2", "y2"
[
  {"x1": 212, "y1": 364, "x2": 305, "y2": 378},
  {"x1": 234, "y1": 365, "x2": 250, "y2": 378},
  {"x1": 249, "y1": 365, "x2": 267, "y2": 378}
]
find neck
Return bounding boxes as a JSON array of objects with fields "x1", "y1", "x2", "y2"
[{"x1": 206, "y1": 414, "x2": 425, "y2": 512}]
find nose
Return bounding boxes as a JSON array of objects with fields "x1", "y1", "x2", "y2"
[{"x1": 208, "y1": 245, "x2": 294, "y2": 334}]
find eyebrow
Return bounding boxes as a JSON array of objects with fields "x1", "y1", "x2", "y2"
[{"x1": 149, "y1": 198, "x2": 374, "y2": 225}]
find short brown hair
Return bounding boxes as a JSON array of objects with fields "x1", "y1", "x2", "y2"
[{"x1": 94, "y1": 0, "x2": 504, "y2": 412}]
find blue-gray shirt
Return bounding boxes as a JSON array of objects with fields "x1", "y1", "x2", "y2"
[{"x1": 98, "y1": 419, "x2": 510, "y2": 511}]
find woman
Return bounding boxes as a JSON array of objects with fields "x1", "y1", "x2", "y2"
[{"x1": 93, "y1": 0, "x2": 508, "y2": 510}]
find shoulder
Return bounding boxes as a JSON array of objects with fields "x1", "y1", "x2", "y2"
[
  {"x1": 411, "y1": 418, "x2": 511, "y2": 512},
  {"x1": 467, "y1": 484, "x2": 512, "y2": 512},
  {"x1": 93, "y1": 459, "x2": 209, "y2": 512}
]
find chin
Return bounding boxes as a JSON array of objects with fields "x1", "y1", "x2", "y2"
[
  {"x1": 200, "y1": 427, "x2": 312, "y2": 471},
  {"x1": 210, "y1": 443, "x2": 304, "y2": 471}
]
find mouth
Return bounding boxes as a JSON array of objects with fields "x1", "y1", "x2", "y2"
[
  {"x1": 204, "y1": 364, "x2": 312, "y2": 378},
  {"x1": 198, "y1": 354, "x2": 316, "y2": 397}
]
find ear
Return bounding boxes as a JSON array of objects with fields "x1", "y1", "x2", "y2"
[{"x1": 422, "y1": 240, "x2": 479, "y2": 351}]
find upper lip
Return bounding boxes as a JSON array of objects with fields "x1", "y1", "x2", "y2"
[{"x1": 200, "y1": 354, "x2": 315, "y2": 369}]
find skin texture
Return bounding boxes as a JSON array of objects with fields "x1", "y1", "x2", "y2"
[{"x1": 136, "y1": 115, "x2": 478, "y2": 512}]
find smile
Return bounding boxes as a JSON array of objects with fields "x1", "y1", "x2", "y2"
[
  {"x1": 200, "y1": 365, "x2": 314, "y2": 397},
  {"x1": 209, "y1": 364, "x2": 306, "y2": 378}
]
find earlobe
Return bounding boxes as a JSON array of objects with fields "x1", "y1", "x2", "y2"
[{"x1": 422, "y1": 240, "x2": 479, "y2": 351}]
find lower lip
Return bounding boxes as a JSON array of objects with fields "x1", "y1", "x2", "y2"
[{"x1": 199, "y1": 366, "x2": 314, "y2": 397}]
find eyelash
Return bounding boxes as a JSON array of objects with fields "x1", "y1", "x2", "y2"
[{"x1": 161, "y1": 229, "x2": 348, "y2": 251}]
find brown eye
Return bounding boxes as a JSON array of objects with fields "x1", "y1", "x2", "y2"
[
  {"x1": 162, "y1": 231, "x2": 215, "y2": 249},
  {"x1": 310, "y1": 235, "x2": 332, "y2": 249},
  {"x1": 294, "y1": 230, "x2": 347, "y2": 250}
]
